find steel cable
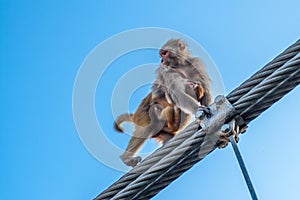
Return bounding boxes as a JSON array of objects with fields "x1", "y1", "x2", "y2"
[
  {"x1": 233, "y1": 53, "x2": 300, "y2": 113},
  {"x1": 113, "y1": 129, "x2": 218, "y2": 199},
  {"x1": 128, "y1": 52, "x2": 300, "y2": 199},
  {"x1": 227, "y1": 39, "x2": 300, "y2": 104},
  {"x1": 95, "y1": 122, "x2": 200, "y2": 200},
  {"x1": 96, "y1": 39, "x2": 300, "y2": 200}
]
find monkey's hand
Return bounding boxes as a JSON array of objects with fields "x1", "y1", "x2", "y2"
[
  {"x1": 217, "y1": 131, "x2": 239, "y2": 149},
  {"x1": 187, "y1": 81, "x2": 199, "y2": 89},
  {"x1": 217, "y1": 134, "x2": 230, "y2": 148},
  {"x1": 197, "y1": 105, "x2": 211, "y2": 118}
]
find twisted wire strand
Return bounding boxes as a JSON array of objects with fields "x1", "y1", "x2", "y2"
[
  {"x1": 243, "y1": 72, "x2": 300, "y2": 123},
  {"x1": 133, "y1": 136, "x2": 218, "y2": 199},
  {"x1": 128, "y1": 50, "x2": 300, "y2": 199},
  {"x1": 96, "y1": 39, "x2": 300, "y2": 200},
  {"x1": 113, "y1": 130, "x2": 218, "y2": 199},
  {"x1": 95, "y1": 122, "x2": 200, "y2": 200},
  {"x1": 233, "y1": 53, "x2": 300, "y2": 113},
  {"x1": 112, "y1": 128, "x2": 217, "y2": 199},
  {"x1": 227, "y1": 40, "x2": 300, "y2": 104},
  {"x1": 126, "y1": 55, "x2": 300, "y2": 199}
]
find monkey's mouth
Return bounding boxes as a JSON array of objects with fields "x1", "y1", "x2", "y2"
[
  {"x1": 160, "y1": 50, "x2": 170, "y2": 67},
  {"x1": 161, "y1": 59, "x2": 170, "y2": 67}
]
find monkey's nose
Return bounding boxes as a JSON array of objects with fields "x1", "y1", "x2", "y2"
[{"x1": 160, "y1": 50, "x2": 169, "y2": 58}]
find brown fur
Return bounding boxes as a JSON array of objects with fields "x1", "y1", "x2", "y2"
[
  {"x1": 114, "y1": 39, "x2": 212, "y2": 167},
  {"x1": 153, "y1": 39, "x2": 212, "y2": 109}
]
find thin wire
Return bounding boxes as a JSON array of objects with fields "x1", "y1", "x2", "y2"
[{"x1": 230, "y1": 135, "x2": 258, "y2": 200}]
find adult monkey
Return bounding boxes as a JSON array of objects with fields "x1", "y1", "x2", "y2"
[{"x1": 114, "y1": 39, "x2": 212, "y2": 167}]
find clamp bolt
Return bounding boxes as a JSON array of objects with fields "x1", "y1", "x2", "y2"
[
  {"x1": 196, "y1": 110, "x2": 205, "y2": 120},
  {"x1": 221, "y1": 124, "x2": 231, "y2": 134}
]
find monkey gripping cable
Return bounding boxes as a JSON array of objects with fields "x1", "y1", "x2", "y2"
[{"x1": 95, "y1": 39, "x2": 300, "y2": 200}]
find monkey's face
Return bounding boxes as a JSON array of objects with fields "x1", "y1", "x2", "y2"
[{"x1": 160, "y1": 39, "x2": 189, "y2": 68}]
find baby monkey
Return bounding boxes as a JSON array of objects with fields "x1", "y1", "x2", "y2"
[
  {"x1": 114, "y1": 39, "x2": 212, "y2": 167},
  {"x1": 115, "y1": 93, "x2": 190, "y2": 167}
]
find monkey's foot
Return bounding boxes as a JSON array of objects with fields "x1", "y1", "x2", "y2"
[
  {"x1": 122, "y1": 156, "x2": 142, "y2": 167},
  {"x1": 217, "y1": 133, "x2": 240, "y2": 149},
  {"x1": 217, "y1": 134, "x2": 230, "y2": 148}
]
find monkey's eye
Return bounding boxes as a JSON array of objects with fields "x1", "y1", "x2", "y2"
[{"x1": 178, "y1": 43, "x2": 185, "y2": 50}]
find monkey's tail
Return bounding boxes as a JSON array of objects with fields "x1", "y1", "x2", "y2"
[{"x1": 114, "y1": 113, "x2": 133, "y2": 133}]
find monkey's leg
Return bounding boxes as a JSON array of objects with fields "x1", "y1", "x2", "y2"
[
  {"x1": 158, "y1": 106, "x2": 182, "y2": 133},
  {"x1": 121, "y1": 105, "x2": 166, "y2": 167},
  {"x1": 154, "y1": 132, "x2": 174, "y2": 144},
  {"x1": 172, "y1": 107, "x2": 181, "y2": 130},
  {"x1": 121, "y1": 123, "x2": 166, "y2": 167},
  {"x1": 164, "y1": 106, "x2": 181, "y2": 132},
  {"x1": 161, "y1": 106, "x2": 176, "y2": 131},
  {"x1": 120, "y1": 127, "x2": 147, "y2": 167}
]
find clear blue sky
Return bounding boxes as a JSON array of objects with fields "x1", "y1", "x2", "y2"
[{"x1": 1, "y1": 1, "x2": 299, "y2": 200}]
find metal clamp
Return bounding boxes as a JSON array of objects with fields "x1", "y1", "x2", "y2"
[
  {"x1": 220, "y1": 115, "x2": 248, "y2": 146},
  {"x1": 195, "y1": 95, "x2": 248, "y2": 148},
  {"x1": 203, "y1": 98, "x2": 257, "y2": 200},
  {"x1": 196, "y1": 95, "x2": 236, "y2": 133}
]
